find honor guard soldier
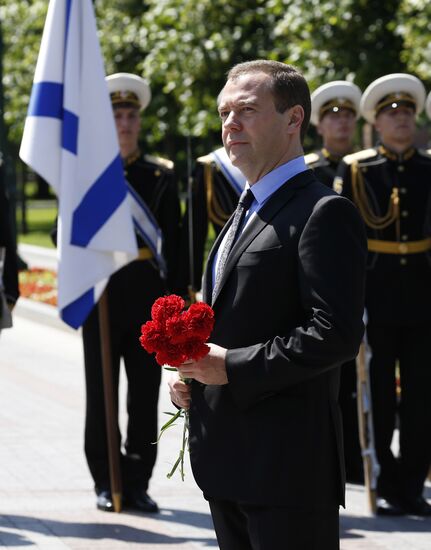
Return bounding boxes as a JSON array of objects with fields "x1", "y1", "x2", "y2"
[
  {"x1": 179, "y1": 147, "x2": 246, "y2": 293},
  {"x1": 306, "y1": 81, "x2": 361, "y2": 187},
  {"x1": 83, "y1": 73, "x2": 182, "y2": 513},
  {"x1": 307, "y1": 81, "x2": 364, "y2": 485},
  {"x1": 334, "y1": 73, "x2": 431, "y2": 516}
]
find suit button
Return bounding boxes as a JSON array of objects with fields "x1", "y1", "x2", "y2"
[
  {"x1": 401, "y1": 210, "x2": 409, "y2": 217},
  {"x1": 398, "y1": 165, "x2": 405, "y2": 172},
  {"x1": 399, "y1": 187, "x2": 407, "y2": 194},
  {"x1": 398, "y1": 243, "x2": 408, "y2": 254},
  {"x1": 400, "y1": 257, "x2": 407, "y2": 265},
  {"x1": 401, "y1": 234, "x2": 408, "y2": 241}
]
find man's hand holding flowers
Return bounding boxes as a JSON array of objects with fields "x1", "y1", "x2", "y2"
[{"x1": 169, "y1": 343, "x2": 228, "y2": 409}]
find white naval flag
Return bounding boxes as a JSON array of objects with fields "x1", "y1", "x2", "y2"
[{"x1": 20, "y1": 0, "x2": 138, "y2": 329}]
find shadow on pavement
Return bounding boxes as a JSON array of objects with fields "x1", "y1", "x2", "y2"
[
  {"x1": 341, "y1": 512, "x2": 431, "y2": 540},
  {"x1": 0, "y1": 510, "x2": 218, "y2": 547}
]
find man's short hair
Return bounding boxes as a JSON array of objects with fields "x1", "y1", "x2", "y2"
[{"x1": 226, "y1": 60, "x2": 311, "y2": 143}]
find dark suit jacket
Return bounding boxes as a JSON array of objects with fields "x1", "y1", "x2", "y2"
[{"x1": 188, "y1": 169, "x2": 367, "y2": 508}]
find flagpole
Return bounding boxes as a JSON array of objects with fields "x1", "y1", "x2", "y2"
[
  {"x1": 98, "y1": 289, "x2": 122, "y2": 513},
  {"x1": 186, "y1": 135, "x2": 196, "y2": 304}
]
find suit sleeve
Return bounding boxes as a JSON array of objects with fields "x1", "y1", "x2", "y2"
[{"x1": 225, "y1": 195, "x2": 367, "y2": 410}]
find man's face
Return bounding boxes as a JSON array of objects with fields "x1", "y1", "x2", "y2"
[
  {"x1": 317, "y1": 109, "x2": 356, "y2": 143},
  {"x1": 374, "y1": 105, "x2": 416, "y2": 147},
  {"x1": 114, "y1": 106, "x2": 141, "y2": 149},
  {"x1": 218, "y1": 72, "x2": 293, "y2": 183}
]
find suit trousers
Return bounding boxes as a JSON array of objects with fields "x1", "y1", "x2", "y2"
[
  {"x1": 208, "y1": 499, "x2": 339, "y2": 550},
  {"x1": 367, "y1": 320, "x2": 431, "y2": 501}
]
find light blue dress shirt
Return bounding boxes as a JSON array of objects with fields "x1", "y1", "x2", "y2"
[{"x1": 212, "y1": 155, "x2": 308, "y2": 290}]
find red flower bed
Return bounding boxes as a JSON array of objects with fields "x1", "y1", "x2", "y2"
[{"x1": 19, "y1": 268, "x2": 57, "y2": 306}]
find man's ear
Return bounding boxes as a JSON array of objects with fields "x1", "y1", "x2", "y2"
[{"x1": 286, "y1": 105, "x2": 304, "y2": 134}]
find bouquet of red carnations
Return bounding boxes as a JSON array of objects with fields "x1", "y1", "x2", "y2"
[
  {"x1": 139, "y1": 294, "x2": 215, "y2": 479},
  {"x1": 139, "y1": 294, "x2": 214, "y2": 367}
]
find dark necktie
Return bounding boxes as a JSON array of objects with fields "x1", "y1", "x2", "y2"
[{"x1": 212, "y1": 188, "x2": 254, "y2": 302}]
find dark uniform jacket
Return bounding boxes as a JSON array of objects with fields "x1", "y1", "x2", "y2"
[
  {"x1": 0, "y1": 176, "x2": 19, "y2": 306},
  {"x1": 305, "y1": 148, "x2": 345, "y2": 188},
  {"x1": 179, "y1": 155, "x2": 239, "y2": 292},
  {"x1": 335, "y1": 145, "x2": 431, "y2": 325},
  {"x1": 189, "y1": 170, "x2": 367, "y2": 508}
]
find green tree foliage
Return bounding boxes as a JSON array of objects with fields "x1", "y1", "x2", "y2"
[
  {"x1": 271, "y1": 0, "x2": 406, "y2": 90},
  {"x1": 0, "y1": 0, "x2": 429, "y2": 167},
  {"x1": 0, "y1": 0, "x2": 47, "y2": 147},
  {"x1": 398, "y1": 0, "x2": 431, "y2": 85}
]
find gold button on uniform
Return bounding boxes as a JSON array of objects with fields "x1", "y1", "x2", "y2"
[
  {"x1": 401, "y1": 210, "x2": 409, "y2": 217},
  {"x1": 398, "y1": 243, "x2": 409, "y2": 254},
  {"x1": 399, "y1": 187, "x2": 407, "y2": 194},
  {"x1": 401, "y1": 235, "x2": 408, "y2": 241},
  {"x1": 400, "y1": 258, "x2": 407, "y2": 265},
  {"x1": 398, "y1": 165, "x2": 405, "y2": 172}
]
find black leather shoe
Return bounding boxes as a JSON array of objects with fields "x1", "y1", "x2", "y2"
[
  {"x1": 124, "y1": 490, "x2": 159, "y2": 513},
  {"x1": 96, "y1": 489, "x2": 114, "y2": 512},
  {"x1": 403, "y1": 497, "x2": 431, "y2": 516},
  {"x1": 376, "y1": 497, "x2": 406, "y2": 516}
]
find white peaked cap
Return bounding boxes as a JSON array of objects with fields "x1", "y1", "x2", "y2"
[
  {"x1": 360, "y1": 73, "x2": 425, "y2": 124},
  {"x1": 310, "y1": 81, "x2": 362, "y2": 126},
  {"x1": 106, "y1": 72, "x2": 151, "y2": 111}
]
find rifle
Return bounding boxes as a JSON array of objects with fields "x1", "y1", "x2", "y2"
[{"x1": 356, "y1": 338, "x2": 380, "y2": 515}]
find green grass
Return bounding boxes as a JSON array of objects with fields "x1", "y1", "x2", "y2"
[{"x1": 17, "y1": 205, "x2": 57, "y2": 249}]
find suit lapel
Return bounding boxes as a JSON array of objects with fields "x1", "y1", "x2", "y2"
[{"x1": 210, "y1": 171, "x2": 314, "y2": 305}]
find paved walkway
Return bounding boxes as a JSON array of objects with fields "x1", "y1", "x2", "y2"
[{"x1": 1, "y1": 298, "x2": 430, "y2": 548}]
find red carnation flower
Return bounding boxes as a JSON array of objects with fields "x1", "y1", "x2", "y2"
[
  {"x1": 185, "y1": 302, "x2": 215, "y2": 341},
  {"x1": 151, "y1": 295, "x2": 185, "y2": 325},
  {"x1": 179, "y1": 339, "x2": 210, "y2": 362},
  {"x1": 140, "y1": 294, "x2": 214, "y2": 367},
  {"x1": 139, "y1": 320, "x2": 167, "y2": 354}
]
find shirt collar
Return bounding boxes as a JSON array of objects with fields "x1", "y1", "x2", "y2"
[{"x1": 247, "y1": 156, "x2": 308, "y2": 206}]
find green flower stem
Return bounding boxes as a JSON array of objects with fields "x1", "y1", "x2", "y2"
[{"x1": 157, "y1": 371, "x2": 191, "y2": 480}]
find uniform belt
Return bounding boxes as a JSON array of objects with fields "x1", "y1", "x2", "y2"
[
  {"x1": 137, "y1": 247, "x2": 153, "y2": 260},
  {"x1": 367, "y1": 238, "x2": 431, "y2": 254}
]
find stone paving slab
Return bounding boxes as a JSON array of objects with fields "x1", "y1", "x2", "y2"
[{"x1": 1, "y1": 312, "x2": 430, "y2": 549}]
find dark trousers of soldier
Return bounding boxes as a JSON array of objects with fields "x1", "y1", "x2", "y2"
[
  {"x1": 82, "y1": 259, "x2": 165, "y2": 494},
  {"x1": 367, "y1": 321, "x2": 431, "y2": 503},
  {"x1": 338, "y1": 359, "x2": 363, "y2": 484}
]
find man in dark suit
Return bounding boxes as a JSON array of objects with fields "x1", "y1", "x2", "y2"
[{"x1": 169, "y1": 60, "x2": 367, "y2": 549}]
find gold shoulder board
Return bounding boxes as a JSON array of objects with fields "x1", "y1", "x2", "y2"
[
  {"x1": 196, "y1": 154, "x2": 215, "y2": 165},
  {"x1": 304, "y1": 152, "x2": 320, "y2": 166},
  {"x1": 343, "y1": 148, "x2": 377, "y2": 166},
  {"x1": 333, "y1": 176, "x2": 343, "y2": 194},
  {"x1": 417, "y1": 148, "x2": 431, "y2": 160},
  {"x1": 144, "y1": 154, "x2": 174, "y2": 171}
]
